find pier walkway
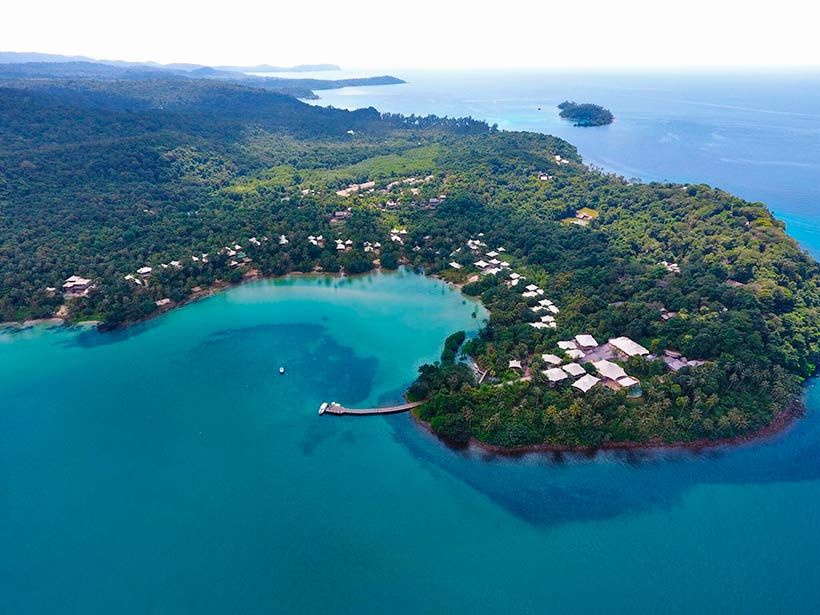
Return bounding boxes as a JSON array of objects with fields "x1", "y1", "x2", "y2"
[{"x1": 321, "y1": 401, "x2": 424, "y2": 416}]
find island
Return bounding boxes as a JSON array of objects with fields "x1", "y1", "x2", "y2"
[
  {"x1": 558, "y1": 100, "x2": 614, "y2": 126},
  {"x1": 0, "y1": 66, "x2": 817, "y2": 451}
]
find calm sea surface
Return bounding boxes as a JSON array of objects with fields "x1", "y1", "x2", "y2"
[{"x1": 3, "y1": 72, "x2": 820, "y2": 614}]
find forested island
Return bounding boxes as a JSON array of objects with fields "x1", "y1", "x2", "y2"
[
  {"x1": 1, "y1": 70, "x2": 818, "y2": 450},
  {"x1": 558, "y1": 101, "x2": 614, "y2": 126}
]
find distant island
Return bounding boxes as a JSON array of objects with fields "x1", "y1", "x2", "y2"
[{"x1": 558, "y1": 101, "x2": 614, "y2": 126}]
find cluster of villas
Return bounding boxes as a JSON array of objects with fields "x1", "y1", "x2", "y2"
[
  {"x1": 383, "y1": 175, "x2": 436, "y2": 197},
  {"x1": 332, "y1": 176, "x2": 447, "y2": 220},
  {"x1": 385, "y1": 175, "x2": 434, "y2": 190},
  {"x1": 335, "y1": 175, "x2": 437, "y2": 199},
  {"x1": 377, "y1": 195, "x2": 444, "y2": 211},
  {"x1": 121, "y1": 236, "x2": 276, "y2": 292},
  {"x1": 221, "y1": 238, "x2": 266, "y2": 268},
  {"x1": 470, "y1": 252, "x2": 511, "y2": 276},
  {"x1": 334, "y1": 238, "x2": 354, "y2": 252},
  {"x1": 390, "y1": 228, "x2": 409, "y2": 245},
  {"x1": 508, "y1": 334, "x2": 650, "y2": 396},
  {"x1": 508, "y1": 331, "x2": 709, "y2": 398},
  {"x1": 335, "y1": 181, "x2": 376, "y2": 198},
  {"x1": 448, "y1": 235, "x2": 510, "y2": 276}
]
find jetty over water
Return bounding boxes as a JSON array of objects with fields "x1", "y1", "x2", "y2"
[{"x1": 320, "y1": 401, "x2": 424, "y2": 416}]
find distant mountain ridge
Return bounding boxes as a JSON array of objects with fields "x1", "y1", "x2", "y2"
[
  {"x1": 0, "y1": 54, "x2": 399, "y2": 99},
  {"x1": 0, "y1": 52, "x2": 340, "y2": 73}
]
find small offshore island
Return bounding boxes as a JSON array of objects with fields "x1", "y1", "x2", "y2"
[
  {"x1": 558, "y1": 100, "x2": 614, "y2": 126},
  {"x1": 1, "y1": 63, "x2": 818, "y2": 452}
]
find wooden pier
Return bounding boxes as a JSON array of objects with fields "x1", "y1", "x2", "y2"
[{"x1": 320, "y1": 401, "x2": 424, "y2": 416}]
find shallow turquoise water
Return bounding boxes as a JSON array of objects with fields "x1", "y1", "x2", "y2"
[{"x1": 3, "y1": 270, "x2": 820, "y2": 614}]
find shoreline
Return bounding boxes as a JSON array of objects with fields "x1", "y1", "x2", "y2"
[
  {"x1": 1, "y1": 265, "x2": 443, "y2": 334},
  {"x1": 410, "y1": 397, "x2": 806, "y2": 457},
  {"x1": 4, "y1": 268, "x2": 809, "y2": 456}
]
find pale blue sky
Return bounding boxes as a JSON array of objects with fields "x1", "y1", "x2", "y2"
[{"x1": 3, "y1": 0, "x2": 818, "y2": 69}]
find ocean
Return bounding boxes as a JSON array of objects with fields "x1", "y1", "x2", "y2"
[{"x1": 3, "y1": 71, "x2": 820, "y2": 614}]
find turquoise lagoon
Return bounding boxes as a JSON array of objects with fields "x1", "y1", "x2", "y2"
[{"x1": 3, "y1": 270, "x2": 820, "y2": 614}]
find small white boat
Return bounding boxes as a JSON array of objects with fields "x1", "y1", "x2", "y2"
[
  {"x1": 318, "y1": 402, "x2": 328, "y2": 415},
  {"x1": 279, "y1": 366, "x2": 285, "y2": 375}
]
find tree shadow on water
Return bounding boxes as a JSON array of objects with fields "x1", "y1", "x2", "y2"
[{"x1": 389, "y1": 385, "x2": 820, "y2": 526}]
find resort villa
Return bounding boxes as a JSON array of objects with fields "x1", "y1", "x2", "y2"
[{"x1": 62, "y1": 275, "x2": 93, "y2": 297}]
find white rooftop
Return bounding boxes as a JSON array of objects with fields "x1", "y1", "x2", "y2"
[
  {"x1": 544, "y1": 367, "x2": 568, "y2": 382},
  {"x1": 563, "y1": 363, "x2": 587, "y2": 377},
  {"x1": 558, "y1": 340, "x2": 577, "y2": 350},
  {"x1": 594, "y1": 360, "x2": 628, "y2": 381},
  {"x1": 609, "y1": 336, "x2": 650, "y2": 357},
  {"x1": 542, "y1": 354, "x2": 562, "y2": 365},
  {"x1": 566, "y1": 349, "x2": 586, "y2": 360},
  {"x1": 575, "y1": 334, "x2": 599, "y2": 348},
  {"x1": 618, "y1": 376, "x2": 640, "y2": 387},
  {"x1": 573, "y1": 374, "x2": 601, "y2": 393}
]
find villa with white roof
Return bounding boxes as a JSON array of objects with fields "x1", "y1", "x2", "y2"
[
  {"x1": 575, "y1": 334, "x2": 599, "y2": 349},
  {"x1": 609, "y1": 336, "x2": 650, "y2": 358}
]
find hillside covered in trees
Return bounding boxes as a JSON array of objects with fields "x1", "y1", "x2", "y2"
[{"x1": 0, "y1": 75, "x2": 817, "y2": 448}]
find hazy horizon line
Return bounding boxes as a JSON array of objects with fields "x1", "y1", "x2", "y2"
[{"x1": 4, "y1": 49, "x2": 820, "y2": 74}]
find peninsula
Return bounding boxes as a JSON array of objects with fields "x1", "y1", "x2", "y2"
[
  {"x1": 0, "y1": 66, "x2": 817, "y2": 451},
  {"x1": 558, "y1": 100, "x2": 614, "y2": 126}
]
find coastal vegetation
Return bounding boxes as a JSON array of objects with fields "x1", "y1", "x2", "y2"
[
  {"x1": 0, "y1": 73, "x2": 817, "y2": 448},
  {"x1": 558, "y1": 100, "x2": 614, "y2": 126}
]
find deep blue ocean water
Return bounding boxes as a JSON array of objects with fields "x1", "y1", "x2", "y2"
[{"x1": 3, "y1": 72, "x2": 820, "y2": 614}]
